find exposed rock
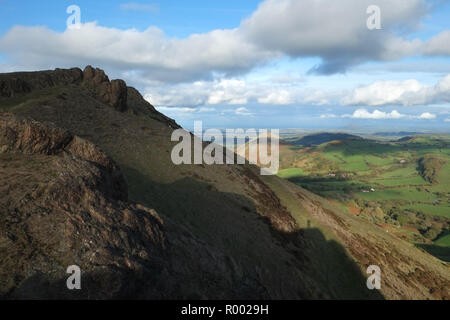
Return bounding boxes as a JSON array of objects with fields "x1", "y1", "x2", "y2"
[
  {"x1": 81, "y1": 66, "x2": 127, "y2": 111},
  {"x1": 0, "y1": 113, "x2": 128, "y2": 202},
  {"x1": 0, "y1": 113, "x2": 72, "y2": 155},
  {"x1": 110, "y1": 80, "x2": 128, "y2": 112},
  {"x1": 0, "y1": 114, "x2": 166, "y2": 299},
  {"x1": 0, "y1": 114, "x2": 263, "y2": 299},
  {"x1": 0, "y1": 78, "x2": 31, "y2": 97},
  {"x1": 0, "y1": 68, "x2": 84, "y2": 97},
  {"x1": 82, "y1": 65, "x2": 95, "y2": 81},
  {"x1": 0, "y1": 66, "x2": 127, "y2": 112}
]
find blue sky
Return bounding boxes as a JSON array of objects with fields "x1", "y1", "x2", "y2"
[{"x1": 1, "y1": 0, "x2": 450, "y2": 131}]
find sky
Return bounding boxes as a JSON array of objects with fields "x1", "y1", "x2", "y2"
[{"x1": 1, "y1": 0, "x2": 450, "y2": 131}]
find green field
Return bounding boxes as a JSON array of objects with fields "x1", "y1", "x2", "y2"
[
  {"x1": 403, "y1": 204, "x2": 450, "y2": 218},
  {"x1": 435, "y1": 231, "x2": 450, "y2": 246},
  {"x1": 277, "y1": 167, "x2": 304, "y2": 179},
  {"x1": 278, "y1": 134, "x2": 450, "y2": 261}
]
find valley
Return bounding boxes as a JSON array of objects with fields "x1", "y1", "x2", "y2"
[{"x1": 278, "y1": 133, "x2": 450, "y2": 261}]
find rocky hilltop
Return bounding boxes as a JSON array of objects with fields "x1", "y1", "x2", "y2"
[
  {"x1": 0, "y1": 66, "x2": 179, "y2": 128},
  {"x1": 0, "y1": 67, "x2": 448, "y2": 300},
  {"x1": 1, "y1": 66, "x2": 126, "y2": 111}
]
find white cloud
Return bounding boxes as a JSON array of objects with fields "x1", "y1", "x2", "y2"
[
  {"x1": 342, "y1": 74, "x2": 450, "y2": 106},
  {"x1": 0, "y1": 23, "x2": 273, "y2": 83},
  {"x1": 445, "y1": 118, "x2": 450, "y2": 122},
  {"x1": 342, "y1": 109, "x2": 437, "y2": 120},
  {"x1": 145, "y1": 79, "x2": 254, "y2": 107},
  {"x1": 144, "y1": 72, "x2": 450, "y2": 109},
  {"x1": 0, "y1": 0, "x2": 447, "y2": 85},
  {"x1": 235, "y1": 107, "x2": 254, "y2": 116},
  {"x1": 144, "y1": 77, "x2": 339, "y2": 107},
  {"x1": 344, "y1": 109, "x2": 405, "y2": 119},
  {"x1": 417, "y1": 112, "x2": 436, "y2": 119},
  {"x1": 258, "y1": 90, "x2": 292, "y2": 105},
  {"x1": 207, "y1": 79, "x2": 249, "y2": 105}
]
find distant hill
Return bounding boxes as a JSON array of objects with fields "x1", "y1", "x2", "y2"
[
  {"x1": 374, "y1": 131, "x2": 422, "y2": 137},
  {"x1": 396, "y1": 136, "x2": 414, "y2": 142},
  {"x1": 289, "y1": 132, "x2": 363, "y2": 146}
]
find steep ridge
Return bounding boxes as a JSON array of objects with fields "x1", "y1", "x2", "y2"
[
  {"x1": 0, "y1": 113, "x2": 285, "y2": 299},
  {"x1": 0, "y1": 67, "x2": 448, "y2": 299}
]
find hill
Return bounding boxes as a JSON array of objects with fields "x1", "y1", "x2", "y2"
[
  {"x1": 286, "y1": 133, "x2": 363, "y2": 146},
  {"x1": 0, "y1": 67, "x2": 449, "y2": 299}
]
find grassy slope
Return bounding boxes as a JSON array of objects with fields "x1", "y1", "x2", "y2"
[
  {"x1": 263, "y1": 176, "x2": 450, "y2": 299},
  {"x1": 278, "y1": 136, "x2": 450, "y2": 264}
]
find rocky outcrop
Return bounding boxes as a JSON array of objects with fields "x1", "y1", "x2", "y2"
[
  {"x1": 0, "y1": 114, "x2": 161, "y2": 298},
  {"x1": 0, "y1": 77, "x2": 31, "y2": 97},
  {"x1": 82, "y1": 66, "x2": 128, "y2": 111},
  {"x1": 0, "y1": 68, "x2": 83, "y2": 96},
  {"x1": 0, "y1": 66, "x2": 127, "y2": 112},
  {"x1": 0, "y1": 114, "x2": 72, "y2": 155},
  {"x1": 0, "y1": 113, "x2": 127, "y2": 201},
  {"x1": 0, "y1": 66, "x2": 181, "y2": 130}
]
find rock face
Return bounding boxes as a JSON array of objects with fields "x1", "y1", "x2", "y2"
[
  {"x1": 0, "y1": 113, "x2": 128, "y2": 201},
  {"x1": 0, "y1": 114, "x2": 163, "y2": 298},
  {"x1": 0, "y1": 78, "x2": 31, "y2": 97},
  {"x1": 0, "y1": 114, "x2": 267, "y2": 299},
  {"x1": 0, "y1": 66, "x2": 127, "y2": 112},
  {"x1": 82, "y1": 66, "x2": 128, "y2": 111},
  {"x1": 0, "y1": 115, "x2": 72, "y2": 155}
]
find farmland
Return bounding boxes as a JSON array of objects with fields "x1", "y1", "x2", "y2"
[{"x1": 278, "y1": 133, "x2": 450, "y2": 261}]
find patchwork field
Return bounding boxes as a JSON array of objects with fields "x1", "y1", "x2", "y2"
[{"x1": 278, "y1": 134, "x2": 450, "y2": 261}]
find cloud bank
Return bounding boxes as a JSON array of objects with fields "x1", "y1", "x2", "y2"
[
  {"x1": 0, "y1": 0, "x2": 448, "y2": 85},
  {"x1": 342, "y1": 74, "x2": 450, "y2": 106},
  {"x1": 341, "y1": 109, "x2": 437, "y2": 120}
]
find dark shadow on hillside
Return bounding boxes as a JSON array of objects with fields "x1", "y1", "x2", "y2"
[
  {"x1": 319, "y1": 139, "x2": 450, "y2": 157},
  {"x1": 415, "y1": 244, "x2": 450, "y2": 262},
  {"x1": 5, "y1": 268, "x2": 163, "y2": 300},
  {"x1": 116, "y1": 165, "x2": 384, "y2": 300},
  {"x1": 286, "y1": 176, "x2": 367, "y2": 201},
  {"x1": 295, "y1": 228, "x2": 384, "y2": 300}
]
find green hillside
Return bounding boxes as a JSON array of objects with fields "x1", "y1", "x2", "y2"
[{"x1": 278, "y1": 134, "x2": 450, "y2": 261}]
